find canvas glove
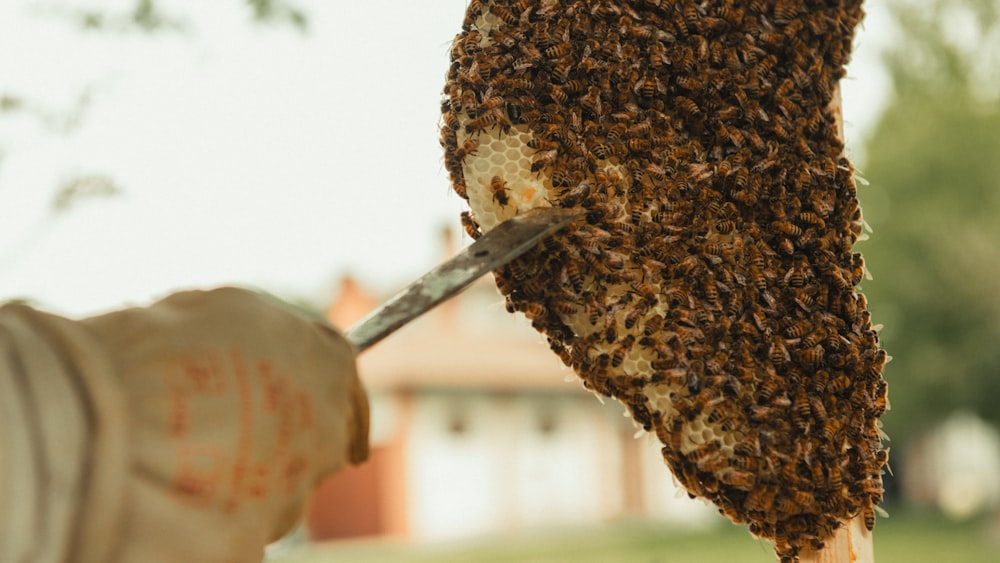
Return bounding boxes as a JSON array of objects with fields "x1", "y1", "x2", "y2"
[{"x1": 0, "y1": 287, "x2": 369, "y2": 563}]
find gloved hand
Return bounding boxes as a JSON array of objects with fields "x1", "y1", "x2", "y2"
[{"x1": 0, "y1": 287, "x2": 369, "y2": 563}]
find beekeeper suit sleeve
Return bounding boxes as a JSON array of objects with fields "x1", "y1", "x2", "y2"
[{"x1": 0, "y1": 287, "x2": 369, "y2": 563}]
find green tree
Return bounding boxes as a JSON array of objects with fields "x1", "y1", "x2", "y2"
[
  {"x1": 858, "y1": 0, "x2": 1000, "y2": 443},
  {"x1": 63, "y1": 0, "x2": 307, "y2": 33}
]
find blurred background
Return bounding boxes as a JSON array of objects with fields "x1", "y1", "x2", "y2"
[{"x1": 2, "y1": 0, "x2": 998, "y2": 561}]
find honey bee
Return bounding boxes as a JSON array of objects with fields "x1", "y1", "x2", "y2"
[
  {"x1": 701, "y1": 281, "x2": 721, "y2": 308},
  {"x1": 503, "y1": 101, "x2": 524, "y2": 123},
  {"x1": 550, "y1": 169, "x2": 572, "y2": 188},
  {"x1": 771, "y1": 221, "x2": 803, "y2": 238},
  {"x1": 464, "y1": 109, "x2": 505, "y2": 133},
  {"x1": 550, "y1": 300, "x2": 578, "y2": 316},
  {"x1": 790, "y1": 490, "x2": 816, "y2": 511},
  {"x1": 777, "y1": 238, "x2": 794, "y2": 255},
  {"x1": 443, "y1": 111, "x2": 461, "y2": 131},
  {"x1": 784, "y1": 267, "x2": 806, "y2": 288},
  {"x1": 464, "y1": 0, "x2": 484, "y2": 19},
  {"x1": 799, "y1": 345, "x2": 825, "y2": 367},
  {"x1": 797, "y1": 211, "x2": 824, "y2": 227},
  {"x1": 681, "y1": 34, "x2": 707, "y2": 62},
  {"x1": 580, "y1": 89, "x2": 602, "y2": 116},
  {"x1": 872, "y1": 385, "x2": 889, "y2": 416},
  {"x1": 480, "y1": 93, "x2": 505, "y2": 110},
  {"x1": 527, "y1": 137, "x2": 560, "y2": 151},
  {"x1": 677, "y1": 248, "x2": 709, "y2": 274},
  {"x1": 562, "y1": 182, "x2": 592, "y2": 207},
  {"x1": 452, "y1": 138, "x2": 479, "y2": 161},
  {"x1": 523, "y1": 302, "x2": 548, "y2": 320},
  {"x1": 678, "y1": 326, "x2": 705, "y2": 347},
  {"x1": 863, "y1": 505, "x2": 875, "y2": 531},
  {"x1": 676, "y1": 74, "x2": 705, "y2": 92},
  {"x1": 827, "y1": 374, "x2": 851, "y2": 394},
  {"x1": 626, "y1": 122, "x2": 658, "y2": 143},
  {"x1": 730, "y1": 453, "x2": 758, "y2": 472},
  {"x1": 511, "y1": 0, "x2": 532, "y2": 16},
  {"x1": 701, "y1": 241, "x2": 727, "y2": 259},
  {"x1": 785, "y1": 320, "x2": 812, "y2": 338},
  {"x1": 450, "y1": 174, "x2": 468, "y2": 199},
  {"x1": 675, "y1": 95, "x2": 701, "y2": 117},
  {"x1": 721, "y1": 469, "x2": 755, "y2": 488},
  {"x1": 775, "y1": 494, "x2": 800, "y2": 513},
  {"x1": 531, "y1": 149, "x2": 558, "y2": 172},
  {"x1": 876, "y1": 449, "x2": 892, "y2": 477},
  {"x1": 682, "y1": 3, "x2": 701, "y2": 32},
  {"x1": 622, "y1": 138, "x2": 650, "y2": 155},
  {"x1": 806, "y1": 397, "x2": 828, "y2": 424},
  {"x1": 544, "y1": 42, "x2": 573, "y2": 58},
  {"x1": 745, "y1": 485, "x2": 777, "y2": 512},
  {"x1": 507, "y1": 77, "x2": 534, "y2": 91},
  {"x1": 491, "y1": 5, "x2": 518, "y2": 25},
  {"x1": 696, "y1": 452, "x2": 728, "y2": 473},
  {"x1": 793, "y1": 393, "x2": 811, "y2": 420},
  {"x1": 796, "y1": 137, "x2": 816, "y2": 158},
  {"x1": 488, "y1": 175, "x2": 511, "y2": 206},
  {"x1": 783, "y1": 17, "x2": 805, "y2": 45},
  {"x1": 610, "y1": 346, "x2": 627, "y2": 368},
  {"x1": 830, "y1": 269, "x2": 853, "y2": 291},
  {"x1": 725, "y1": 126, "x2": 745, "y2": 148},
  {"x1": 715, "y1": 219, "x2": 736, "y2": 234},
  {"x1": 748, "y1": 265, "x2": 767, "y2": 292},
  {"x1": 820, "y1": 418, "x2": 840, "y2": 442},
  {"x1": 850, "y1": 253, "x2": 866, "y2": 284},
  {"x1": 631, "y1": 22, "x2": 657, "y2": 40},
  {"x1": 592, "y1": 144, "x2": 613, "y2": 159},
  {"x1": 460, "y1": 211, "x2": 480, "y2": 239},
  {"x1": 591, "y1": 3, "x2": 620, "y2": 19},
  {"x1": 548, "y1": 85, "x2": 569, "y2": 104},
  {"x1": 603, "y1": 323, "x2": 619, "y2": 344},
  {"x1": 733, "y1": 166, "x2": 749, "y2": 189},
  {"x1": 605, "y1": 250, "x2": 626, "y2": 270},
  {"x1": 643, "y1": 315, "x2": 664, "y2": 337},
  {"x1": 630, "y1": 168, "x2": 652, "y2": 190},
  {"x1": 713, "y1": 159, "x2": 735, "y2": 181},
  {"x1": 803, "y1": 108, "x2": 824, "y2": 134},
  {"x1": 623, "y1": 307, "x2": 643, "y2": 330},
  {"x1": 585, "y1": 299, "x2": 601, "y2": 326},
  {"x1": 569, "y1": 342, "x2": 588, "y2": 367},
  {"x1": 791, "y1": 66, "x2": 813, "y2": 90},
  {"x1": 768, "y1": 338, "x2": 790, "y2": 366}
]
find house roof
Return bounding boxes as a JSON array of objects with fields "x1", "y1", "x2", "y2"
[{"x1": 357, "y1": 322, "x2": 580, "y2": 392}]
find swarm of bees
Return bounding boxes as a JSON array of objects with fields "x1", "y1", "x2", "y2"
[{"x1": 440, "y1": 1, "x2": 887, "y2": 560}]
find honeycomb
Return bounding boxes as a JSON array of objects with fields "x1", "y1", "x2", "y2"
[
  {"x1": 441, "y1": 2, "x2": 888, "y2": 561},
  {"x1": 458, "y1": 124, "x2": 553, "y2": 230}
]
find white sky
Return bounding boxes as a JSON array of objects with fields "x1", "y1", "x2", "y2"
[{"x1": 0, "y1": 0, "x2": 894, "y2": 317}]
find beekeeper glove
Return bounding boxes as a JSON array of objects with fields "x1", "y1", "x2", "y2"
[{"x1": 0, "y1": 287, "x2": 369, "y2": 563}]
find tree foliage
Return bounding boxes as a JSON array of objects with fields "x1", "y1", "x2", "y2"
[
  {"x1": 65, "y1": 0, "x2": 307, "y2": 33},
  {"x1": 859, "y1": 0, "x2": 1000, "y2": 442},
  {"x1": 0, "y1": 0, "x2": 309, "y2": 264}
]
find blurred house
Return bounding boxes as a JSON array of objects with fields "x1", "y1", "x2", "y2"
[
  {"x1": 306, "y1": 233, "x2": 716, "y2": 542},
  {"x1": 901, "y1": 411, "x2": 1000, "y2": 520}
]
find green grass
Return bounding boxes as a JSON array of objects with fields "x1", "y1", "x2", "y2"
[
  {"x1": 871, "y1": 509, "x2": 998, "y2": 563},
  {"x1": 269, "y1": 508, "x2": 999, "y2": 563}
]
